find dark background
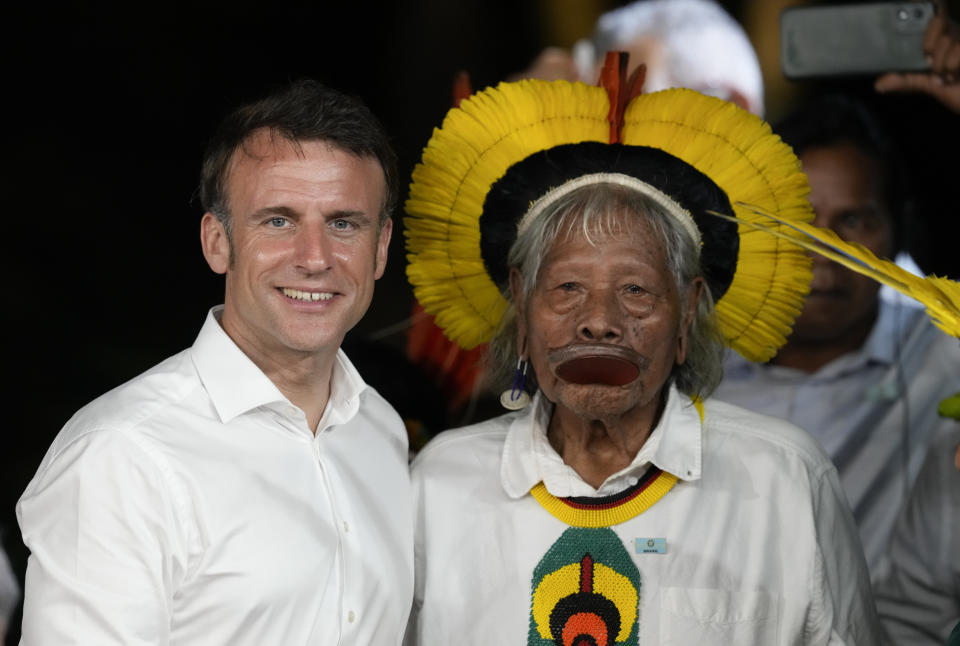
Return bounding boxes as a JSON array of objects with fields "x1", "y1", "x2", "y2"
[{"x1": 3, "y1": 1, "x2": 959, "y2": 642}]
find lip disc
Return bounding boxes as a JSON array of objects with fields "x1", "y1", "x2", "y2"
[{"x1": 555, "y1": 355, "x2": 640, "y2": 386}]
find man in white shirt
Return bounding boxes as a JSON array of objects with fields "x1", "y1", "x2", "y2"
[{"x1": 16, "y1": 79, "x2": 413, "y2": 645}]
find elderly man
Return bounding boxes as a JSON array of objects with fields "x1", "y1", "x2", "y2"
[
  {"x1": 402, "y1": 70, "x2": 879, "y2": 644},
  {"x1": 16, "y1": 80, "x2": 412, "y2": 644}
]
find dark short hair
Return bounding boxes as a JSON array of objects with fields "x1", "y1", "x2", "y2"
[
  {"x1": 199, "y1": 79, "x2": 398, "y2": 234},
  {"x1": 775, "y1": 93, "x2": 911, "y2": 254}
]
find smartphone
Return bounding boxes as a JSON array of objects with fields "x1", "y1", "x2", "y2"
[{"x1": 781, "y1": 2, "x2": 935, "y2": 79}]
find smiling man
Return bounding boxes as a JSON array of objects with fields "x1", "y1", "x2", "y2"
[{"x1": 16, "y1": 80, "x2": 412, "y2": 645}]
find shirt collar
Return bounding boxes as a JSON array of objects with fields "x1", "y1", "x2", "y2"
[
  {"x1": 190, "y1": 306, "x2": 369, "y2": 426},
  {"x1": 316, "y1": 348, "x2": 368, "y2": 430},
  {"x1": 500, "y1": 384, "x2": 702, "y2": 499}
]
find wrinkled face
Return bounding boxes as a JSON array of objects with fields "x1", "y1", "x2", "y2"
[
  {"x1": 515, "y1": 215, "x2": 699, "y2": 421},
  {"x1": 791, "y1": 143, "x2": 894, "y2": 344},
  {"x1": 201, "y1": 131, "x2": 391, "y2": 365}
]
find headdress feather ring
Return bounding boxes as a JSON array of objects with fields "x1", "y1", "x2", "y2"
[{"x1": 404, "y1": 54, "x2": 815, "y2": 362}]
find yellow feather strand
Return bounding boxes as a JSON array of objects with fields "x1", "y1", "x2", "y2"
[
  {"x1": 404, "y1": 80, "x2": 610, "y2": 349},
  {"x1": 620, "y1": 89, "x2": 814, "y2": 361},
  {"x1": 716, "y1": 204, "x2": 960, "y2": 339}
]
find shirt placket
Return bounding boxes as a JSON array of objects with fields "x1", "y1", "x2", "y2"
[{"x1": 313, "y1": 426, "x2": 361, "y2": 643}]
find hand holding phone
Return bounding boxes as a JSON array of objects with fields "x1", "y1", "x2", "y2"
[{"x1": 875, "y1": 11, "x2": 960, "y2": 113}]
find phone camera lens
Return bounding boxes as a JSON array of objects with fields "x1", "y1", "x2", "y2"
[{"x1": 913, "y1": 7, "x2": 925, "y2": 19}]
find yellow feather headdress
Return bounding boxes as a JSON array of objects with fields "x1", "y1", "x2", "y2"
[{"x1": 404, "y1": 64, "x2": 815, "y2": 362}]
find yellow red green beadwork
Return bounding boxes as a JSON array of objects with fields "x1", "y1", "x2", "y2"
[{"x1": 530, "y1": 470, "x2": 677, "y2": 528}]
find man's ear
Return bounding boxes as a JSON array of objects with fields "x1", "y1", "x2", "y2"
[
  {"x1": 509, "y1": 267, "x2": 528, "y2": 357},
  {"x1": 200, "y1": 212, "x2": 230, "y2": 275},
  {"x1": 676, "y1": 277, "x2": 705, "y2": 365},
  {"x1": 374, "y1": 217, "x2": 393, "y2": 280}
]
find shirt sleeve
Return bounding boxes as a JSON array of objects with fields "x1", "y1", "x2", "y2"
[
  {"x1": 875, "y1": 432, "x2": 960, "y2": 646},
  {"x1": 806, "y1": 464, "x2": 882, "y2": 645},
  {"x1": 16, "y1": 429, "x2": 191, "y2": 646}
]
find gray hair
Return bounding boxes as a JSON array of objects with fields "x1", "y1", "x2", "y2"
[{"x1": 486, "y1": 182, "x2": 725, "y2": 399}]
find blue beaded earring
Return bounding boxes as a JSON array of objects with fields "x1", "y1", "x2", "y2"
[{"x1": 500, "y1": 358, "x2": 531, "y2": 410}]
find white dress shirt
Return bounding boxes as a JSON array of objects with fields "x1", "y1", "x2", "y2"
[
  {"x1": 713, "y1": 300, "x2": 960, "y2": 580},
  {"x1": 407, "y1": 386, "x2": 879, "y2": 645},
  {"x1": 17, "y1": 307, "x2": 413, "y2": 645},
  {"x1": 876, "y1": 428, "x2": 960, "y2": 646}
]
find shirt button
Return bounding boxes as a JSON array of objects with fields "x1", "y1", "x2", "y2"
[
  {"x1": 347, "y1": 610, "x2": 356, "y2": 623},
  {"x1": 628, "y1": 477, "x2": 638, "y2": 486},
  {"x1": 343, "y1": 521, "x2": 350, "y2": 533}
]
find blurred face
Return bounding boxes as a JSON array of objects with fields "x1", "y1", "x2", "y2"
[
  {"x1": 201, "y1": 131, "x2": 391, "y2": 366},
  {"x1": 790, "y1": 143, "x2": 894, "y2": 344},
  {"x1": 515, "y1": 215, "x2": 699, "y2": 422}
]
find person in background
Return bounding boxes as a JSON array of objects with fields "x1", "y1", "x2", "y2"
[
  {"x1": 871, "y1": 11, "x2": 960, "y2": 641},
  {"x1": 713, "y1": 10, "x2": 960, "y2": 582},
  {"x1": 16, "y1": 79, "x2": 412, "y2": 645},
  {"x1": 712, "y1": 92, "x2": 960, "y2": 581},
  {"x1": 514, "y1": 0, "x2": 765, "y2": 116}
]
